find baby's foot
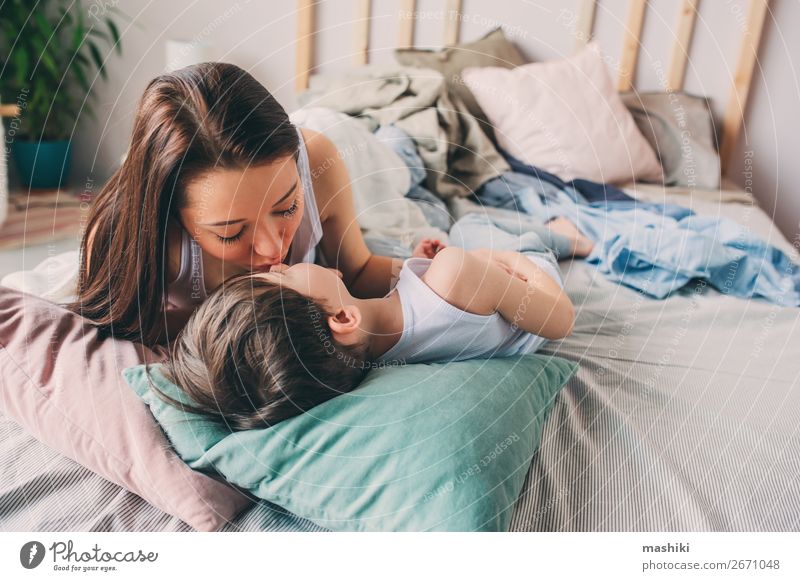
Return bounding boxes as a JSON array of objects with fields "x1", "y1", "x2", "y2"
[{"x1": 546, "y1": 217, "x2": 595, "y2": 257}]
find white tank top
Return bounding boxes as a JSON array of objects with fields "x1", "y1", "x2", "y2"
[
  {"x1": 286, "y1": 126, "x2": 324, "y2": 265},
  {"x1": 377, "y1": 256, "x2": 563, "y2": 365}
]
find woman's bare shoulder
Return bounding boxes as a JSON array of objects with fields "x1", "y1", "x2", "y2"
[
  {"x1": 301, "y1": 128, "x2": 340, "y2": 177},
  {"x1": 300, "y1": 127, "x2": 345, "y2": 218},
  {"x1": 298, "y1": 126, "x2": 326, "y2": 152}
]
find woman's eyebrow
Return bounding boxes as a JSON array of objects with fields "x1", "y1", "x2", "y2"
[
  {"x1": 199, "y1": 180, "x2": 299, "y2": 226},
  {"x1": 272, "y1": 179, "x2": 298, "y2": 207},
  {"x1": 201, "y1": 217, "x2": 246, "y2": 226}
]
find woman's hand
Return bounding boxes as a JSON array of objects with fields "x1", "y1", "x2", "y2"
[{"x1": 412, "y1": 238, "x2": 446, "y2": 259}]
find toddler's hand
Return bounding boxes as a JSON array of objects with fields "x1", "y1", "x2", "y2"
[{"x1": 413, "y1": 238, "x2": 446, "y2": 259}]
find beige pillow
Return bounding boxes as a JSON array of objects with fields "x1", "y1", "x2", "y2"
[
  {"x1": 462, "y1": 42, "x2": 663, "y2": 185},
  {"x1": 395, "y1": 27, "x2": 528, "y2": 141}
]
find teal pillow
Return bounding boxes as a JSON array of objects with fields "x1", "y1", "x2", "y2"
[{"x1": 122, "y1": 355, "x2": 576, "y2": 531}]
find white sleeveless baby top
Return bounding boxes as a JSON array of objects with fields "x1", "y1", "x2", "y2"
[{"x1": 377, "y1": 256, "x2": 563, "y2": 365}]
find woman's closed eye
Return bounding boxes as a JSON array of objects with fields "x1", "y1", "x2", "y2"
[
  {"x1": 216, "y1": 226, "x2": 246, "y2": 245},
  {"x1": 215, "y1": 193, "x2": 298, "y2": 244},
  {"x1": 275, "y1": 197, "x2": 299, "y2": 219}
]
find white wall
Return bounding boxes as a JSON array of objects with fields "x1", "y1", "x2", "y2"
[{"x1": 62, "y1": 0, "x2": 799, "y2": 241}]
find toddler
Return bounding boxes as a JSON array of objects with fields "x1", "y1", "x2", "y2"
[{"x1": 159, "y1": 213, "x2": 590, "y2": 429}]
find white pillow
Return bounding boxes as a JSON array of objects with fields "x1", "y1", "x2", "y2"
[{"x1": 462, "y1": 42, "x2": 663, "y2": 185}]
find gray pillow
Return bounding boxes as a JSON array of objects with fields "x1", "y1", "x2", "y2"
[
  {"x1": 395, "y1": 27, "x2": 528, "y2": 142},
  {"x1": 621, "y1": 91, "x2": 721, "y2": 189}
]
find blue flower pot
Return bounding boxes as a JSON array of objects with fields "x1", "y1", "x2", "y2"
[{"x1": 12, "y1": 140, "x2": 72, "y2": 190}]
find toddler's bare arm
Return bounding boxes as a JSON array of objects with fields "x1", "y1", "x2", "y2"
[{"x1": 422, "y1": 247, "x2": 575, "y2": 339}]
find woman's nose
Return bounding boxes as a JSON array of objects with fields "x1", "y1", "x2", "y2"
[{"x1": 251, "y1": 223, "x2": 284, "y2": 263}]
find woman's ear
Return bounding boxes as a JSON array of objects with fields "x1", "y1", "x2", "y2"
[{"x1": 327, "y1": 305, "x2": 362, "y2": 344}]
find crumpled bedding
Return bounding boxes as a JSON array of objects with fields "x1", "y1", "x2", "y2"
[
  {"x1": 1, "y1": 249, "x2": 79, "y2": 305},
  {"x1": 473, "y1": 170, "x2": 800, "y2": 305},
  {"x1": 289, "y1": 106, "x2": 446, "y2": 247},
  {"x1": 299, "y1": 64, "x2": 510, "y2": 199}
]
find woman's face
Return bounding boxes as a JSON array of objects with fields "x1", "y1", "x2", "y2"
[{"x1": 179, "y1": 156, "x2": 305, "y2": 274}]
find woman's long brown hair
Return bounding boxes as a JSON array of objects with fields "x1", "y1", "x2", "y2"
[{"x1": 65, "y1": 62, "x2": 299, "y2": 346}]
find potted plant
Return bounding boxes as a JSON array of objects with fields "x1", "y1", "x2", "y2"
[{"x1": 0, "y1": 0, "x2": 129, "y2": 191}]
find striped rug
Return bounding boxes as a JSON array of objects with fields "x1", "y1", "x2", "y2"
[{"x1": 0, "y1": 189, "x2": 93, "y2": 250}]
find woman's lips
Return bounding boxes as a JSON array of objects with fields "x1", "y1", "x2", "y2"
[
  {"x1": 253, "y1": 251, "x2": 288, "y2": 272},
  {"x1": 252, "y1": 260, "x2": 290, "y2": 272}
]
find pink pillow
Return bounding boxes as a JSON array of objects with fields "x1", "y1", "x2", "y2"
[
  {"x1": 462, "y1": 42, "x2": 663, "y2": 185},
  {"x1": 0, "y1": 285, "x2": 253, "y2": 531}
]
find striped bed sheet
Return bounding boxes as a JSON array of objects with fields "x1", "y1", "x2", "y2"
[{"x1": 2, "y1": 187, "x2": 799, "y2": 532}]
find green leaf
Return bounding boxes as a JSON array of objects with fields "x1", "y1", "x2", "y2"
[
  {"x1": 72, "y1": 62, "x2": 91, "y2": 94},
  {"x1": 14, "y1": 48, "x2": 29, "y2": 86},
  {"x1": 85, "y1": 103, "x2": 99, "y2": 124},
  {"x1": 106, "y1": 18, "x2": 122, "y2": 55},
  {"x1": 88, "y1": 27, "x2": 110, "y2": 42},
  {"x1": 73, "y1": 8, "x2": 85, "y2": 52},
  {"x1": 34, "y1": 11, "x2": 55, "y2": 40},
  {"x1": 30, "y1": 33, "x2": 45, "y2": 55},
  {"x1": 29, "y1": 35, "x2": 57, "y2": 79},
  {"x1": 40, "y1": 50, "x2": 59, "y2": 77},
  {"x1": 86, "y1": 41, "x2": 107, "y2": 80},
  {"x1": 60, "y1": 6, "x2": 73, "y2": 26},
  {"x1": 75, "y1": 51, "x2": 91, "y2": 66}
]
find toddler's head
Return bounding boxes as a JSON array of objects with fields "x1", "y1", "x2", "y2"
[{"x1": 159, "y1": 267, "x2": 369, "y2": 430}]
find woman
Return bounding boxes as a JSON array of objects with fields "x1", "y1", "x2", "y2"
[{"x1": 67, "y1": 62, "x2": 440, "y2": 347}]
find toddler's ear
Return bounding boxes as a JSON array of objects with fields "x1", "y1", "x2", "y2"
[{"x1": 327, "y1": 306, "x2": 362, "y2": 343}]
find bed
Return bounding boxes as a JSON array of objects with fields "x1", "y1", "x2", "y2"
[{"x1": 3, "y1": 0, "x2": 799, "y2": 532}]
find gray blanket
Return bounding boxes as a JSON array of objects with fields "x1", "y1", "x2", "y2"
[{"x1": 298, "y1": 65, "x2": 509, "y2": 199}]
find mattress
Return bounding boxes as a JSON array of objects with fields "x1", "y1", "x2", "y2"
[{"x1": 2, "y1": 186, "x2": 799, "y2": 532}]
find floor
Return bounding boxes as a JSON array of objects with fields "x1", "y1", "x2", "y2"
[{"x1": 0, "y1": 175, "x2": 86, "y2": 280}]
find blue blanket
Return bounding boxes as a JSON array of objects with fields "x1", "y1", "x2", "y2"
[{"x1": 477, "y1": 172, "x2": 800, "y2": 306}]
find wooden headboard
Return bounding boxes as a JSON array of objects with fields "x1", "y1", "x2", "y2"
[{"x1": 294, "y1": 0, "x2": 771, "y2": 175}]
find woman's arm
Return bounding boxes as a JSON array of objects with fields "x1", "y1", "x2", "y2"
[
  {"x1": 423, "y1": 247, "x2": 575, "y2": 340},
  {"x1": 303, "y1": 128, "x2": 402, "y2": 298}
]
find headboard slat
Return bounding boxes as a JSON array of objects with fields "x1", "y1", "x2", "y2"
[
  {"x1": 666, "y1": 0, "x2": 699, "y2": 92},
  {"x1": 398, "y1": 0, "x2": 416, "y2": 49},
  {"x1": 617, "y1": 0, "x2": 647, "y2": 92},
  {"x1": 355, "y1": 0, "x2": 371, "y2": 65},
  {"x1": 295, "y1": 0, "x2": 770, "y2": 179},
  {"x1": 444, "y1": 0, "x2": 463, "y2": 46},
  {"x1": 576, "y1": 0, "x2": 597, "y2": 51},
  {"x1": 295, "y1": 0, "x2": 314, "y2": 92},
  {"x1": 720, "y1": 0, "x2": 770, "y2": 172}
]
